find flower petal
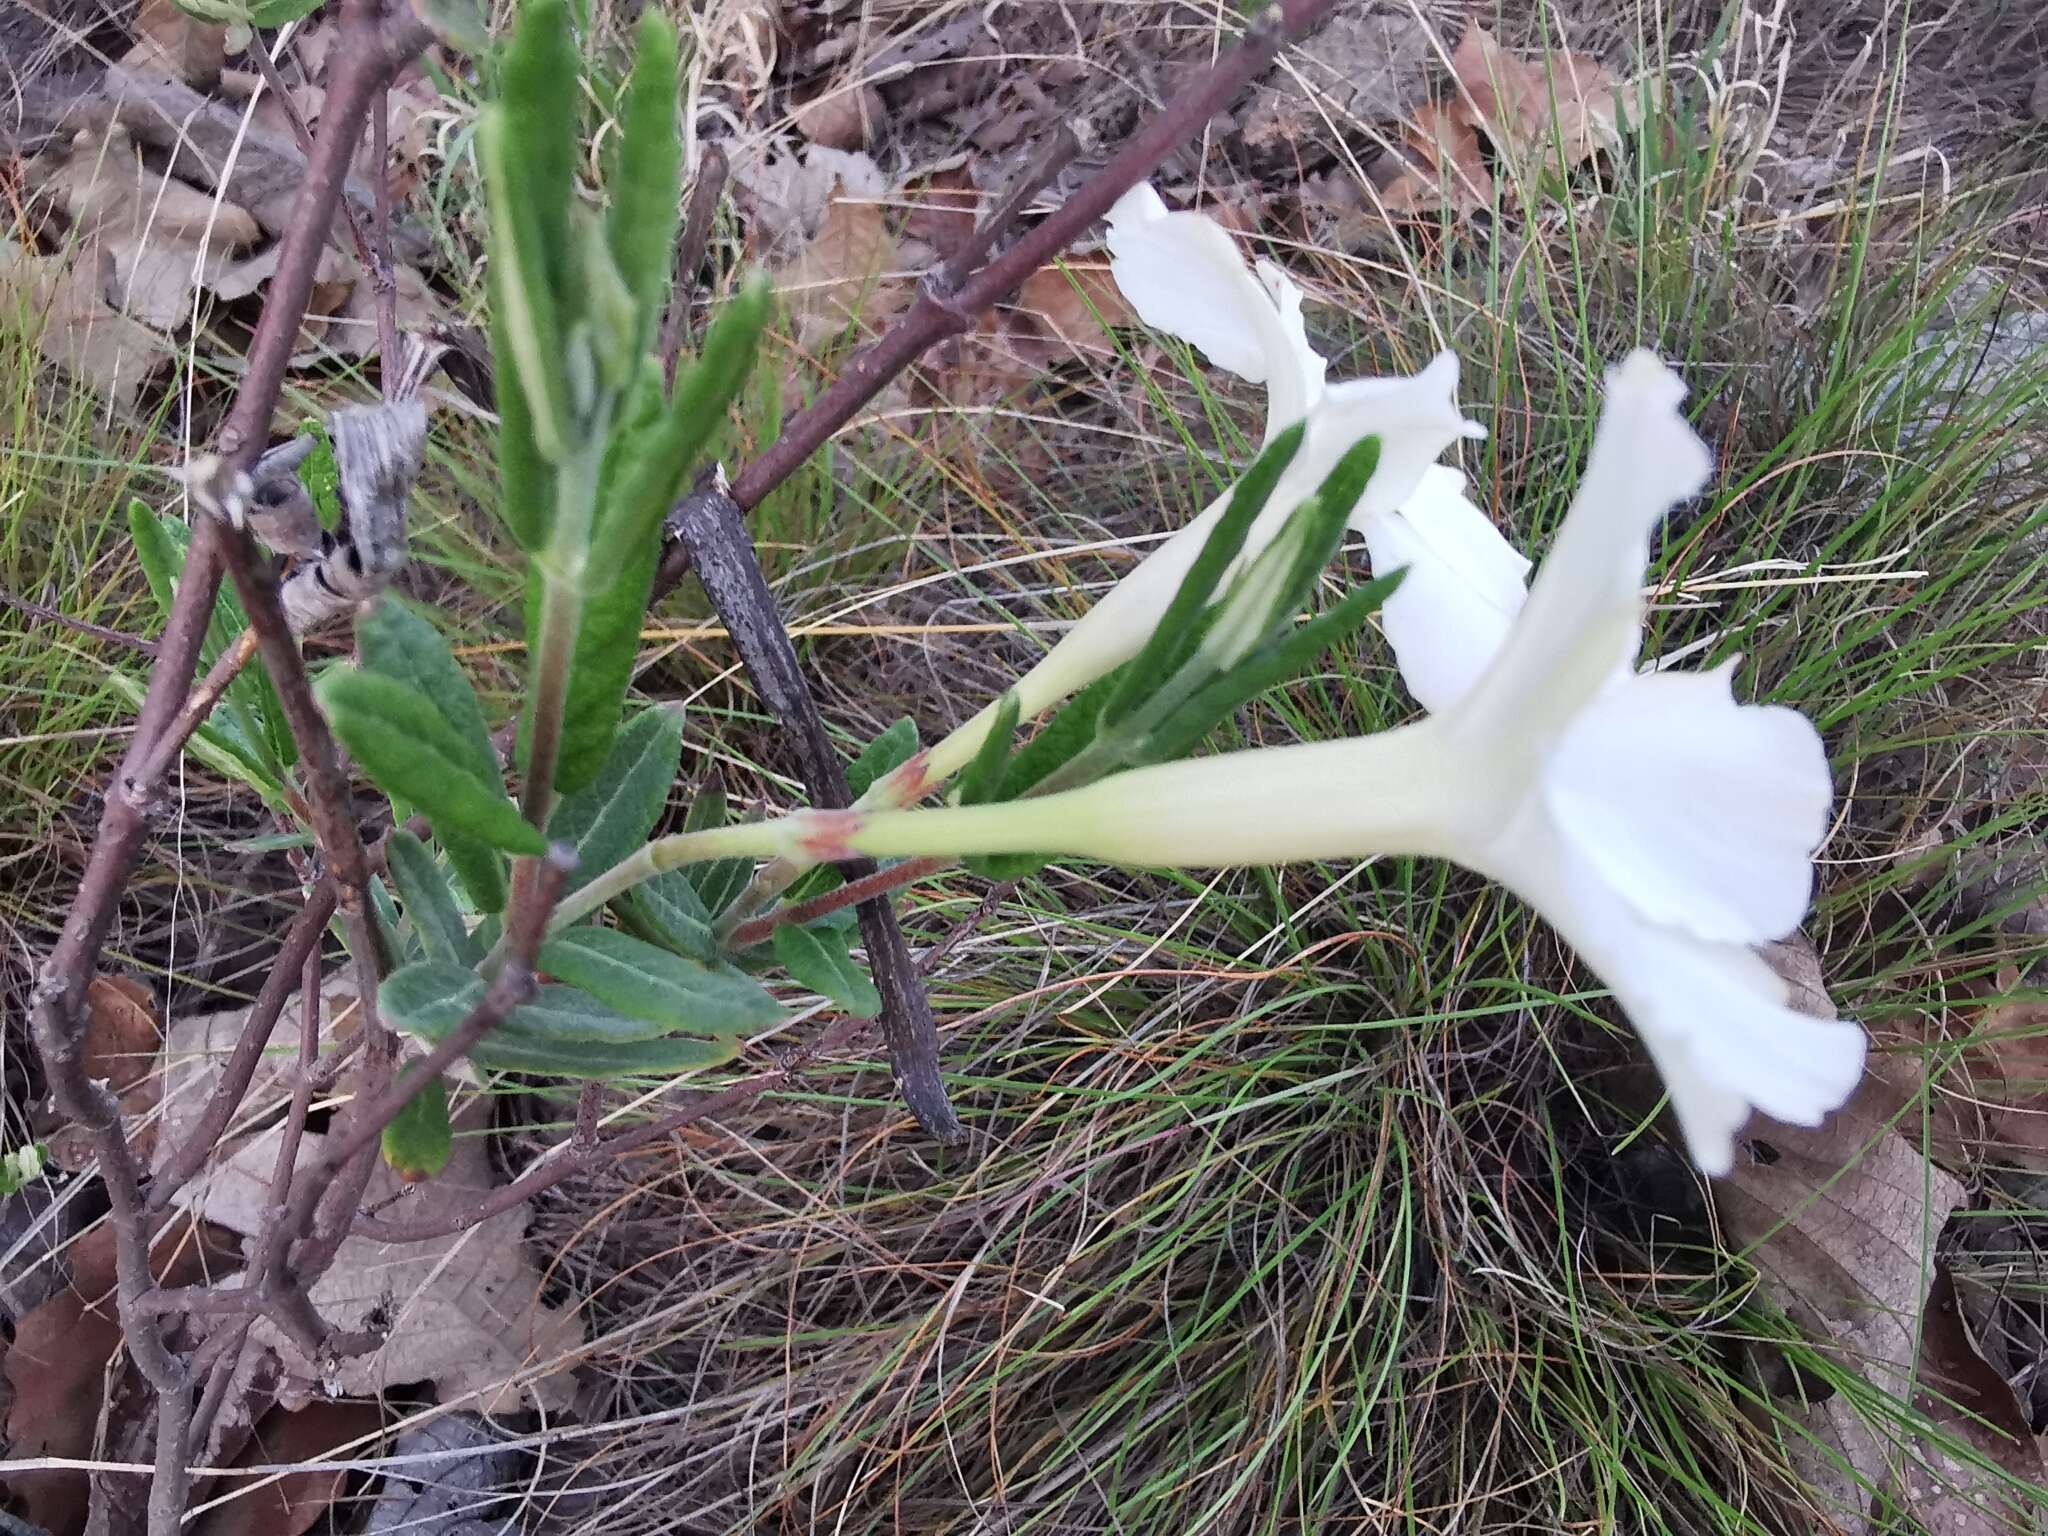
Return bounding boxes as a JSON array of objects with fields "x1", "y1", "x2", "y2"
[
  {"x1": 1356, "y1": 464, "x2": 1530, "y2": 712},
  {"x1": 1308, "y1": 353, "x2": 1487, "y2": 528},
  {"x1": 1107, "y1": 184, "x2": 1324, "y2": 439},
  {"x1": 1454, "y1": 351, "x2": 1712, "y2": 748},
  {"x1": 1481, "y1": 813, "x2": 1866, "y2": 1175},
  {"x1": 1545, "y1": 665, "x2": 1833, "y2": 945}
]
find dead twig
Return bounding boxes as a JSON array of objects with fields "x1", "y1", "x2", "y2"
[{"x1": 671, "y1": 481, "x2": 964, "y2": 1142}]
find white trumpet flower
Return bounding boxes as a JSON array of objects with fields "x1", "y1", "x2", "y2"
[
  {"x1": 904, "y1": 184, "x2": 1485, "y2": 793},
  {"x1": 783, "y1": 351, "x2": 1865, "y2": 1172}
]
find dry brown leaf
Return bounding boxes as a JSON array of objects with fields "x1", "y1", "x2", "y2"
[
  {"x1": 162, "y1": 993, "x2": 580, "y2": 1415},
  {"x1": 46, "y1": 975, "x2": 163, "y2": 1173},
  {"x1": 795, "y1": 84, "x2": 884, "y2": 150},
  {"x1": 776, "y1": 193, "x2": 906, "y2": 349},
  {"x1": 40, "y1": 121, "x2": 262, "y2": 330},
  {"x1": 900, "y1": 164, "x2": 981, "y2": 262},
  {"x1": 130, "y1": 0, "x2": 225, "y2": 90},
  {"x1": 1451, "y1": 25, "x2": 1622, "y2": 174},
  {"x1": 191, "y1": 1400, "x2": 386, "y2": 1536},
  {"x1": 1374, "y1": 101, "x2": 1493, "y2": 219},
  {"x1": 730, "y1": 140, "x2": 886, "y2": 256},
  {"x1": 1241, "y1": 11, "x2": 1430, "y2": 154},
  {"x1": 1010, "y1": 263, "x2": 1135, "y2": 362},
  {"x1": 1718, "y1": 935, "x2": 2008, "y2": 1533},
  {"x1": 1868, "y1": 966, "x2": 2048, "y2": 1173},
  {"x1": 6, "y1": 243, "x2": 176, "y2": 408},
  {"x1": 0, "y1": 1217, "x2": 239, "y2": 1535},
  {"x1": 1907, "y1": 1265, "x2": 2046, "y2": 1532}
]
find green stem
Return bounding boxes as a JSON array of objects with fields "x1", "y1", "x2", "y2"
[
  {"x1": 517, "y1": 441, "x2": 604, "y2": 828},
  {"x1": 545, "y1": 819, "x2": 796, "y2": 936}
]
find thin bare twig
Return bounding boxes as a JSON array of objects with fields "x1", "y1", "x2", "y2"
[
  {"x1": 147, "y1": 887, "x2": 337, "y2": 1206},
  {"x1": 726, "y1": 855, "x2": 947, "y2": 950},
  {"x1": 0, "y1": 590, "x2": 157, "y2": 656}
]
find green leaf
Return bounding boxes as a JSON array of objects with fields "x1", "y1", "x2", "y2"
[
  {"x1": 319, "y1": 669, "x2": 545, "y2": 856},
  {"x1": 470, "y1": 1018, "x2": 736, "y2": 1076},
  {"x1": 996, "y1": 666, "x2": 1120, "y2": 800},
  {"x1": 356, "y1": 602, "x2": 498, "y2": 779},
  {"x1": 380, "y1": 1071, "x2": 454, "y2": 1181},
  {"x1": 773, "y1": 923, "x2": 880, "y2": 1017},
  {"x1": 681, "y1": 786, "x2": 752, "y2": 917},
  {"x1": 546, "y1": 703, "x2": 682, "y2": 891},
  {"x1": 537, "y1": 927, "x2": 779, "y2": 1037},
  {"x1": 548, "y1": 283, "x2": 771, "y2": 790},
  {"x1": 355, "y1": 602, "x2": 510, "y2": 910},
  {"x1": 957, "y1": 692, "x2": 1020, "y2": 807},
  {"x1": 479, "y1": 103, "x2": 575, "y2": 461},
  {"x1": 606, "y1": 9, "x2": 682, "y2": 349},
  {"x1": 487, "y1": 255, "x2": 556, "y2": 551},
  {"x1": 293, "y1": 418, "x2": 344, "y2": 531},
  {"x1": 846, "y1": 716, "x2": 918, "y2": 800},
  {"x1": 408, "y1": 0, "x2": 486, "y2": 54},
  {"x1": 1101, "y1": 421, "x2": 1303, "y2": 728},
  {"x1": 617, "y1": 868, "x2": 718, "y2": 963},
  {"x1": 369, "y1": 873, "x2": 420, "y2": 965},
  {"x1": 547, "y1": 530, "x2": 657, "y2": 793},
  {"x1": 381, "y1": 961, "x2": 736, "y2": 1077},
  {"x1": 1143, "y1": 569, "x2": 1406, "y2": 765},
  {"x1": 385, "y1": 829, "x2": 481, "y2": 967}
]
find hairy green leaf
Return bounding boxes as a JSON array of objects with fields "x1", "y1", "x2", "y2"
[
  {"x1": 957, "y1": 692, "x2": 1021, "y2": 808},
  {"x1": 1101, "y1": 421, "x2": 1304, "y2": 728},
  {"x1": 846, "y1": 716, "x2": 919, "y2": 800},
  {"x1": 606, "y1": 9, "x2": 682, "y2": 349},
  {"x1": 773, "y1": 923, "x2": 880, "y2": 1016},
  {"x1": 385, "y1": 829, "x2": 480, "y2": 967},
  {"x1": 319, "y1": 669, "x2": 545, "y2": 855},
  {"x1": 617, "y1": 869, "x2": 719, "y2": 963},
  {"x1": 546, "y1": 704, "x2": 682, "y2": 891},
  {"x1": 380, "y1": 1071, "x2": 454, "y2": 1181},
  {"x1": 382, "y1": 961, "x2": 737, "y2": 1076},
  {"x1": 538, "y1": 927, "x2": 779, "y2": 1037}
]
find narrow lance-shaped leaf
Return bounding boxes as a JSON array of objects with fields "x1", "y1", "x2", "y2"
[
  {"x1": 381, "y1": 1070, "x2": 454, "y2": 1182},
  {"x1": 356, "y1": 602, "x2": 510, "y2": 911},
  {"x1": 128, "y1": 501, "x2": 294, "y2": 779},
  {"x1": 319, "y1": 669, "x2": 545, "y2": 855},
  {"x1": 549, "y1": 281, "x2": 772, "y2": 791},
  {"x1": 479, "y1": 104, "x2": 575, "y2": 461},
  {"x1": 773, "y1": 923, "x2": 881, "y2": 1017},
  {"x1": 1100, "y1": 421, "x2": 1304, "y2": 728},
  {"x1": 847, "y1": 716, "x2": 919, "y2": 800},
  {"x1": 488, "y1": 253, "x2": 556, "y2": 551},
  {"x1": 1142, "y1": 569, "x2": 1407, "y2": 766},
  {"x1": 606, "y1": 8, "x2": 682, "y2": 351},
  {"x1": 618, "y1": 869, "x2": 719, "y2": 963},
  {"x1": 956, "y1": 692, "x2": 1021, "y2": 808},
  {"x1": 682, "y1": 783, "x2": 754, "y2": 918},
  {"x1": 385, "y1": 829, "x2": 481, "y2": 967},
  {"x1": 537, "y1": 927, "x2": 780, "y2": 1037},
  {"x1": 545, "y1": 703, "x2": 683, "y2": 891},
  {"x1": 381, "y1": 962, "x2": 737, "y2": 1076}
]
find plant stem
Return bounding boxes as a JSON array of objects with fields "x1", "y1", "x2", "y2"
[
  {"x1": 519, "y1": 448, "x2": 604, "y2": 826},
  {"x1": 545, "y1": 820, "x2": 791, "y2": 935}
]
